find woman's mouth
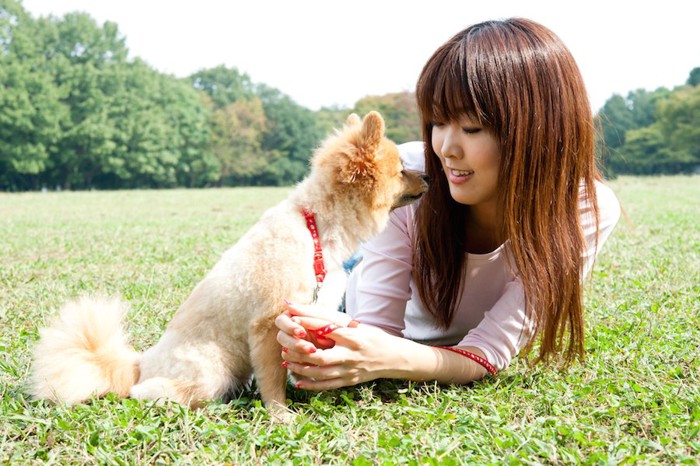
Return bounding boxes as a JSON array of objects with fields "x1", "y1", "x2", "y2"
[{"x1": 447, "y1": 168, "x2": 474, "y2": 184}]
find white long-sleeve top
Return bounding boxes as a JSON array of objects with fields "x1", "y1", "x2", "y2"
[{"x1": 345, "y1": 142, "x2": 621, "y2": 371}]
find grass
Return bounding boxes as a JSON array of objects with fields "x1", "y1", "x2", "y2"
[{"x1": 1, "y1": 176, "x2": 698, "y2": 465}]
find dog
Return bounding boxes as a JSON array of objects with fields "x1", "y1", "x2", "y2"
[{"x1": 29, "y1": 111, "x2": 429, "y2": 420}]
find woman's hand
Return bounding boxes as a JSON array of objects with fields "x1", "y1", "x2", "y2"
[
  {"x1": 275, "y1": 302, "x2": 403, "y2": 391},
  {"x1": 275, "y1": 302, "x2": 491, "y2": 390}
]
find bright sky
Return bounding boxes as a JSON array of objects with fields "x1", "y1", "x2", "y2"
[{"x1": 20, "y1": 0, "x2": 698, "y2": 113}]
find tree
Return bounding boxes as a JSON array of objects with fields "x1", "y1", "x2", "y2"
[
  {"x1": 0, "y1": 60, "x2": 65, "y2": 189},
  {"x1": 619, "y1": 125, "x2": 668, "y2": 174},
  {"x1": 687, "y1": 67, "x2": 700, "y2": 87},
  {"x1": 189, "y1": 65, "x2": 255, "y2": 109},
  {"x1": 34, "y1": 12, "x2": 214, "y2": 189},
  {"x1": 597, "y1": 88, "x2": 672, "y2": 176},
  {"x1": 0, "y1": 1, "x2": 66, "y2": 190},
  {"x1": 38, "y1": 13, "x2": 130, "y2": 188},
  {"x1": 353, "y1": 91, "x2": 421, "y2": 143},
  {"x1": 315, "y1": 105, "x2": 352, "y2": 135},
  {"x1": 208, "y1": 96, "x2": 274, "y2": 184},
  {"x1": 601, "y1": 84, "x2": 700, "y2": 175},
  {"x1": 256, "y1": 84, "x2": 324, "y2": 185},
  {"x1": 655, "y1": 85, "x2": 700, "y2": 173},
  {"x1": 168, "y1": 84, "x2": 218, "y2": 188},
  {"x1": 598, "y1": 94, "x2": 634, "y2": 154}
]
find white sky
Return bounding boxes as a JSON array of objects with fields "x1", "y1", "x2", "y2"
[{"x1": 19, "y1": 0, "x2": 699, "y2": 113}]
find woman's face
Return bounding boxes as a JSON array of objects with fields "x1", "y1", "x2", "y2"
[{"x1": 431, "y1": 115, "x2": 501, "y2": 211}]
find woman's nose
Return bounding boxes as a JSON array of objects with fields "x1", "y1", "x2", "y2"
[{"x1": 440, "y1": 124, "x2": 463, "y2": 159}]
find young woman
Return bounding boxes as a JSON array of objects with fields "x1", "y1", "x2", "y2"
[{"x1": 275, "y1": 18, "x2": 620, "y2": 390}]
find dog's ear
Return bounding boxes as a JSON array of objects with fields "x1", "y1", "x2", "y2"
[
  {"x1": 357, "y1": 111, "x2": 385, "y2": 153},
  {"x1": 338, "y1": 111, "x2": 386, "y2": 184},
  {"x1": 345, "y1": 113, "x2": 361, "y2": 126}
]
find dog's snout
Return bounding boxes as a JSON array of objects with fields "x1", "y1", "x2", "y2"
[{"x1": 420, "y1": 173, "x2": 429, "y2": 185}]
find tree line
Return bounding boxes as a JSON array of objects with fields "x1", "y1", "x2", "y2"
[
  {"x1": 0, "y1": 0, "x2": 421, "y2": 190},
  {"x1": 1, "y1": 0, "x2": 697, "y2": 190},
  {"x1": 597, "y1": 68, "x2": 700, "y2": 176}
]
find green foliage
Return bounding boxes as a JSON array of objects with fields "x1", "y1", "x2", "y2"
[
  {"x1": 208, "y1": 96, "x2": 274, "y2": 184},
  {"x1": 0, "y1": 4, "x2": 219, "y2": 190},
  {"x1": 0, "y1": 4, "x2": 330, "y2": 190},
  {"x1": 0, "y1": 1, "x2": 65, "y2": 189},
  {"x1": 687, "y1": 67, "x2": 700, "y2": 86},
  {"x1": 189, "y1": 64, "x2": 255, "y2": 108},
  {"x1": 315, "y1": 104, "x2": 353, "y2": 134},
  {"x1": 4, "y1": 0, "x2": 695, "y2": 187},
  {"x1": 1, "y1": 177, "x2": 698, "y2": 463},
  {"x1": 0, "y1": 58, "x2": 64, "y2": 185},
  {"x1": 598, "y1": 70, "x2": 699, "y2": 176},
  {"x1": 256, "y1": 84, "x2": 324, "y2": 185},
  {"x1": 188, "y1": 67, "x2": 324, "y2": 186},
  {"x1": 353, "y1": 91, "x2": 421, "y2": 143},
  {"x1": 598, "y1": 94, "x2": 634, "y2": 152}
]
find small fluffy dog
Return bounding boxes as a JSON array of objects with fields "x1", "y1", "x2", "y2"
[{"x1": 30, "y1": 111, "x2": 428, "y2": 419}]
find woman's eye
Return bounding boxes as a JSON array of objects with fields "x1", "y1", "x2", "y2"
[{"x1": 462, "y1": 127, "x2": 481, "y2": 134}]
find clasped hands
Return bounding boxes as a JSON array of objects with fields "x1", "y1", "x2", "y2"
[{"x1": 275, "y1": 301, "x2": 392, "y2": 391}]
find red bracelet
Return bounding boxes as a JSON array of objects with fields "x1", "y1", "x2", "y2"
[
  {"x1": 313, "y1": 320, "x2": 360, "y2": 336},
  {"x1": 313, "y1": 324, "x2": 340, "y2": 337},
  {"x1": 436, "y1": 346, "x2": 498, "y2": 375}
]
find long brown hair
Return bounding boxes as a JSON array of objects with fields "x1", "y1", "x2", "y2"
[{"x1": 413, "y1": 18, "x2": 600, "y2": 364}]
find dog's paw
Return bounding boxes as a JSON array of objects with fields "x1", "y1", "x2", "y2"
[
  {"x1": 130, "y1": 377, "x2": 176, "y2": 402},
  {"x1": 267, "y1": 401, "x2": 296, "y2": 424}
]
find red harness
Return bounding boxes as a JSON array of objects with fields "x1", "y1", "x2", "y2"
[{"x1": 301, "y1": 208, "x2": 326, "y2": 297}]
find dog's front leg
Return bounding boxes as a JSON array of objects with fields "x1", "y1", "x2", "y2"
[{"x1": 249, "y1": 316, "x2": 294, "y2": 422}]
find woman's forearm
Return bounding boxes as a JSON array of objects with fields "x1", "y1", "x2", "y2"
[
  {"x1": 381, "y1": 333, "x2": 489, "y2": 384},
  {"x1": 277, "y1": 308, "x2": 490, "y2": 390}
]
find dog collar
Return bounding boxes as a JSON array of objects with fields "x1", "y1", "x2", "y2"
[{"x1": 301, "y1": 208, "x2": 326, "y2": 287}]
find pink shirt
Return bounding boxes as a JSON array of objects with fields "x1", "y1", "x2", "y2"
[{"x1": 345, "y1": 142, "x2": 621, "y2": 371}]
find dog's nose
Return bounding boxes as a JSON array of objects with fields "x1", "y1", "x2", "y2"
[{"x1": 421, "y1": 174, "x2": 430, "y2": 185}]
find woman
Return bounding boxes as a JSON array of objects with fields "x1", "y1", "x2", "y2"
[{"x1": 276, "y1": 18, "x2": 620, "y2": 390}]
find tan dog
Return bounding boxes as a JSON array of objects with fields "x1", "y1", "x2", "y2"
[{"x1": 30, "y1": 111, "x2": 428, "y2": 420}]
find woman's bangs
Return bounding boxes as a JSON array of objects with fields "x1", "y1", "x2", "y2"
[{"x1": 418, "y1": 49, "x2": 477, "y2": 124}]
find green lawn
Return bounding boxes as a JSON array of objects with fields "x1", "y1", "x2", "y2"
[{"x1": 1, "y1": 177, "x2": 698, "y2": 465}]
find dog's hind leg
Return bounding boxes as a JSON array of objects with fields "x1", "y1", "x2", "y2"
[
  {"x1": 130, "y1": 377, "x2": 215, "y2": 408},
  {"x1": 249, "y1": 317, "x2": 293, "y2": 422}
]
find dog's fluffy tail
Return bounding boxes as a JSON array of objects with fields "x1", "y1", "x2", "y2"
[{"x1": 30, "y1": 296, "x2": 140, "y2": 404}]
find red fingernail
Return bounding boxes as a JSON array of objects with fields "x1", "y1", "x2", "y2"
[
  {"x1": 281, "y1": 361, "x2": 289, "y2": 368},
  {"x1": 295, "y1": 381, "x2": 302, "y2": 389},
  {"x1": 294, "y1": 329, "x2": 306, "y2": 338},
  {"x1": 281, "y1": 347, "x2": 288, "y2": 353},
  {"x1": 308, "y1": 346, "x2": 316, "y2": 354}
]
